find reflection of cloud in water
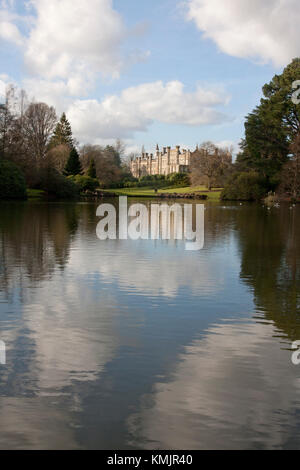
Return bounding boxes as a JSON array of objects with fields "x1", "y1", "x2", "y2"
[
  {"x1": 0, "y1": 398, "x2": 79, "y2": 450},
  {"x1": 0, "y1": 257, "x2": 120, "y2": 448},
  {"x1": 127, "y1": 319, "x2": 299, "y2": 449},
  {"x1": 69, "y1": 238, "x2": 235, "y2": 298},
  {"x1": 26, "y1": 280, "x2": 119, "y2": 392},
  {"x1": 0, "y1": 272, "x2": 119, "y2": 395}
]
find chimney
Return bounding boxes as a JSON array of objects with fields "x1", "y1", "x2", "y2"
[
  {"x1": 167, "y1": 146, "x2": 171, "y2": 164},
  {"x1": 176, "y1": 145, "x2": 180, "y2": 164}
]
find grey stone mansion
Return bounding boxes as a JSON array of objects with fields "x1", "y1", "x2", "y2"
[{"x1": 130, "y1": 145, "x2": 191, "y2": 178}]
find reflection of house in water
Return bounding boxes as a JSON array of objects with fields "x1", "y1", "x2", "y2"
[{"x1": 130, "y1": 145, "x2": 191, "y2": 178}]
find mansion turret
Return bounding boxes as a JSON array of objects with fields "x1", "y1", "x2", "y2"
[{"x1": 130, "y1": 145, "x2": 191, "y2": 178}]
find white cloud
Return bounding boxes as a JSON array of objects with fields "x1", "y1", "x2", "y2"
[
  {"x1": 24, "y1": 0, "x2": 125, "y2": 83},
  {"x1": 0, "y1": 4, "x2": 24, "y2": 46},
  {"x1": 0, "y1": 19, "x2": 23, "y2": 45},
  {"x1": 0, "y1": 79, "x2": 7, "y2": 98},
  {"x1": 186, "y1": 0, "x2": 300, "y2": 67},
  {"x1": 0, "y1": 0, "x2": 147, "y2": 96},
  {"x1": 0, "y1": 1, "x2": 233, "y2": 146},
  {"x1": 22, "y1": 78, "x2": 78, "y2": 111},
  {"x1": 3, "y1": 78, "x2": 230, "y2": 147},
  {"x1": 67, "y1": 80, "x2": 231, "y2": 142}
]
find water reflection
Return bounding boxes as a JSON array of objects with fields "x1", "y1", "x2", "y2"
[
  {"x1": 235, "y1": 205, "x2": 300, "y2": 340},
  {"x1": 0, "y1": 200, "x2": 299, "y2": 449},
  {"x1": 127, "y1": 319, "x2": 300, "y2": 450}
]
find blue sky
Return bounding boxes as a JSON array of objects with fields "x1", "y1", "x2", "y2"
[{"x1": 0, "y1": 0, "x2": 298, "y2": 155}]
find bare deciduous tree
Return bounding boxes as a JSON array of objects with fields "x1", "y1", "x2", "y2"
[
  {"x1": 46, "y1": 144, "x2": 70, "y2": 173},
  {"x1": 0, "y1": 86, "x2": 16, "y2": 159},
  {"x1": 23, "y1": 103, "x2": 57, "y2": 164},
  {"x1": 80, "y1": 144, "x2": 123, "y2": 187},
  {"x1": 190, "y1": 142, "x2": 232, "y2": 190},
  {"x1": 115, "y1": 139, "x2": 126, "y2": 161}
]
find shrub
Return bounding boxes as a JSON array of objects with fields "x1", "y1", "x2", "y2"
[
  {"x1": 124, "y1": 180, "x2": 137, "y2": 188},
  {"x1": 0, "y1": 160, "x2": 27, "y2": 200},
  {"x1": 118, "y1": 173, "x2": 190, "y2": 189},
  {"x1": 87, "y1": 158, "x2": 97, "y2": 179},
  {"x1": 166, "y1": 172, "x2": 190, "y2": 187},
  {"x1": 37, "y1": 168, "x2": 79, "y2": 199},
  {"x1": 69, "y1": 175, "x2": 99, "y2": 192},
  {"x1": 221, "y1": 171, "x2": 268, "y2": 201},
  {"x1": 137, "y1": 174, "x2": 168, "y2": 188}
]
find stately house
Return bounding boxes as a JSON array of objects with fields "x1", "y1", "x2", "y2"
[{"x1": 130, "y1": 145, "x2": 191, "y2": 178}]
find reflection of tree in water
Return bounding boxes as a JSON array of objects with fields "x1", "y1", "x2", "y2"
[
  {"x1": 47, "y1": 204, "x2": 80, "y2": 267},
  {"x1": 0, "y1": 203, "x2": 80, "y2": 295},
  {"x1": 235, "y1": 205, "x2": 300, "y2": 341}
]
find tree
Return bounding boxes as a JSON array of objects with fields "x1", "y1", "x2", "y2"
[
  {"x1": 0, "y1": 103, "x2": 13, "y2": 159},
  {"x1": 279, "y1": 132, "x2": 300, "y2": 200},
  {"x1": 0, "y1": 88, "x2": 39, "y2": 186},
  {"x1": 237, "y1": 58, "x2": 300, "y2": 184},
  {"x1": 87, "y1": 158, "x2": 97, "y2": 178},
  {"x1": 104, "y1": 145, "x2": 122, "y2": 167},
  {"x1": 80, "y1": 144, "x2": 123, "y2": 187},
  {"x1": 48, "y1": 112, "x2": 74, "y2": 150},
  {"x1": 115, "y1": 139, "x2": 126, "y2": 161},
  {"x1": 23, "y1": 103, "x2": 57, "y2": 163},
  {"x1": 0, "y1": 86, "x2": 16, "y2": 159},
  {"x1": 64, "y1": 148, "x2": 83, "y2": 176},
  {"x1": 190, "y1": 142, "x2": 232, "y2": 190},
  {"x1": 221, "y1": 171, "x2": 268, "y2": 201},
  {"x1": 46, "y1": 144, "x2": 70, "y2": 173},
  {"x1": 0, "y1": 159, "x2": 27, "y2": 200},
  {"x1": 38, "y1": 167, "x2": 79, "y2": 199}
]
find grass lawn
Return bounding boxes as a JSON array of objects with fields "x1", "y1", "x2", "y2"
[
  {"x1": 102, "y1": 186, "x2": 222, "y2": 201},
  {"x1": 27, "y1": 189, "x2": 46, "y2": 199},
  {"x1": 26, "y1": 186, "x2": 222, "y2": 201}
]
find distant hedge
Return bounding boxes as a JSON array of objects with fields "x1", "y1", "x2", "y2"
[
  {"x1": 0, "y1": 160, "x2": 27, "y2": 200},
  {"x1": 221, "y1": 171, "x2": 268, "y2": 201}
]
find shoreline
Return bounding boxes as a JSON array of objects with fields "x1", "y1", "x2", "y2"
[{"x1": 94, "y1": 191, "x2": 209, "y2": 200}]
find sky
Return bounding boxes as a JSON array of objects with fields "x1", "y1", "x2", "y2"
[{"x1": 0, "y1": 0, "x2": 299, "y2": 156}]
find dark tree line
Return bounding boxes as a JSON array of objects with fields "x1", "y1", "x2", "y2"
[
  {"x1": 221, "y1": 58, "x2": 300, "y2": 201},
  {"x1": 0, "y1": 85, "x2": 129, "y2": 193}
]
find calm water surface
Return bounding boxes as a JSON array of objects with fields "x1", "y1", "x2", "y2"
[{"x1": 0, "y1": 199, "x2": 299, "y2": 449}]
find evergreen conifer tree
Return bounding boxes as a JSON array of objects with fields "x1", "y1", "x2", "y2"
[
  {"x1": 87, "y1": 158, "x2": 97, "y2": 178},
  {"x1": 64, "y1": 148, "x2": 82, "y2": 176},
  {"x1": 49, "y1": 113, "x2": 74, "y2": 150}
]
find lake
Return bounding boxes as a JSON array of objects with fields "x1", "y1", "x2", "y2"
[{"x1": 0, "y1": 199, "x2": 299, "y2": 450}]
